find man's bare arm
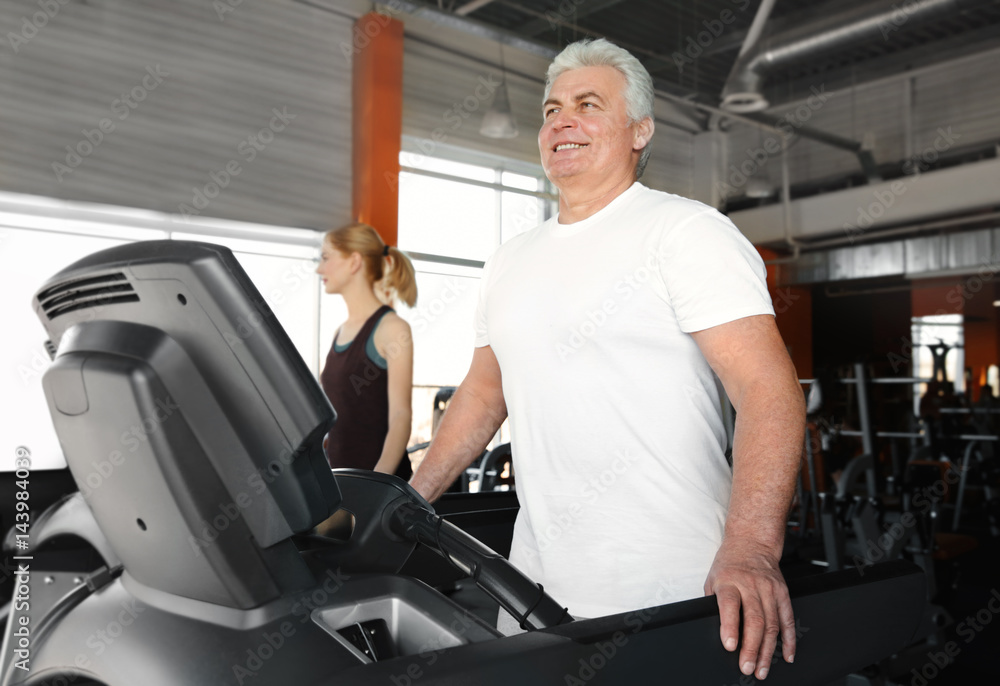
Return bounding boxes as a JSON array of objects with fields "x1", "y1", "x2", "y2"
[
  {"x1": 691, "y1": 314, "x2": 805, "y2": 681},
  {"x1": 410, "y1": 345, "x2": 508, "y2": 503}
]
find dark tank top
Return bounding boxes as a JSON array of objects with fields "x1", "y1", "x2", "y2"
[{"x1": 320, "y1": 305, "x2": 412, "y2": 480}]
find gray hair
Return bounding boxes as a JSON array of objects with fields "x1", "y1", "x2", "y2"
[{"x1": 544, "y1": 38, "x2": 655, "y2": 178}]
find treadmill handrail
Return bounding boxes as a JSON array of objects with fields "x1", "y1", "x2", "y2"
[{"x1": 388, "y1": 500, "x2": 571, "y2": 630}]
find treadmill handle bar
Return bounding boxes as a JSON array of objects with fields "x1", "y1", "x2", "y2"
[{"x1": 388, "y1": 501, "x2": 571, "y2": 631}]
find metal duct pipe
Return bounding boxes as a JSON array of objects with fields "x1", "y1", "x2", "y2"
[
  {"x1": 721, "y1": 0, "x2": 988, "y2": 113},
  {"x1": 736, "y1": 0, "x2": 779, "y2": 59}
]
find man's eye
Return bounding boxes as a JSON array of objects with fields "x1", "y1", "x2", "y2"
[{"x1": 545, "y1": 108, "x2": 558, "y2": 117}]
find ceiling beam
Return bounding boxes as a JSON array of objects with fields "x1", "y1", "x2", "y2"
[
  {"x1": 512, "y1": 0, "x2": 629, "y2": 37},
  {"x1": 388, "y1": 0, "x2": 881, "y2": 156},
  {"x1": 385, "y1": 0, "x2": 560, "y2": 58},
  {"x1": 455, "y1": 0, "x2": 497, "y2": 16}
]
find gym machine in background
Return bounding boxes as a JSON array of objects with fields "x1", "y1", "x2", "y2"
[{"x1": 792, "y1": 356, "x2": 1000, "y2": 685}]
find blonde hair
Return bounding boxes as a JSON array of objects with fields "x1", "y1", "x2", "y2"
[{"x1": 323, "y1": 223, "x2": 417, "y2": 307}]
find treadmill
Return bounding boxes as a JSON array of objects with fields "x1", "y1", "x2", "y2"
[{"x1": 0, "y1": 241, "x2": 926, "y2": 685}]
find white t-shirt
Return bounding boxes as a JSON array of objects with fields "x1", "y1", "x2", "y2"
[{"x1": 474, "y1": 183, "x2": 774, "y2": 619}]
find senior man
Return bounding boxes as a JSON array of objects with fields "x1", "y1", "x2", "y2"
[{"x1": 410, "y1": 38, "x2": 805, "y2": 681}]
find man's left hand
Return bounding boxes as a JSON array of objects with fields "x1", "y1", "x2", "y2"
[{"x1": 704, "y1": 538, "x2": 795, "y2": 681}]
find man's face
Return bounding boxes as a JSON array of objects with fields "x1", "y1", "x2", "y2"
[{"x1": 539, "y1": 65, "x2": 645, "y2": 187}]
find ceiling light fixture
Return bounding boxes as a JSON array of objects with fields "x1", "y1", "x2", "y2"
[{"x1": 480, "y1": 44, "x2": 518, "y2": 139}]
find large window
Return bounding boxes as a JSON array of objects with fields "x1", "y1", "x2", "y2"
[
  {"x1": 1, "y1": 144, "x2": 556, "y2": 476},
  {"x1": 394, "y1": 140, "x2": 557, "y2": 460},
  {"x1": 911, "y1": 314, "x2": 965, "y2": 415},
  {"x1": 0, "y1": 193, "x2": 322, "y2": 472}
]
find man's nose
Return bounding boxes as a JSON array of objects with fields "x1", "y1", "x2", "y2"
[
  {"x1": 552, "y1": 111, "x2": 576, "y2": 129},
  {"x1": 550, "y1": 109, "x2": 577, "y2": 129}
]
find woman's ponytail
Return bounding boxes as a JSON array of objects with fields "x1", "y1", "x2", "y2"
[{"x1": 383, "y1": 246, "x2": 417, "y2": 308}]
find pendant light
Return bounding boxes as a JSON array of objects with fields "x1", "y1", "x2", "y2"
[{"x1": 480, "y1": 44, "x2": 518, "y2": 139}]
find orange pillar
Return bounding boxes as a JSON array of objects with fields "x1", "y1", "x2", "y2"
[
  {"x1": 352, "y1": 12, "x2": 404, "y2": 245},
  {"x1": 757, "y1": 248, "x2": 813, "y2": 379}
]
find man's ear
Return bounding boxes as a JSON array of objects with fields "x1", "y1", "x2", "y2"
[{"x1": 633, "y1": 116, "x2": 654, "y2": 152}]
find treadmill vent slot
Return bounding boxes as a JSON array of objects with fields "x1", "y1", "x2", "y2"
[{"x1": 38, "y1": 272, "x2": 140, "y2": 320}]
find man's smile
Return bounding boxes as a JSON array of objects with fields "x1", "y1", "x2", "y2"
[{"x1": 553, "y1": 142, "x2": 588, "y2": 152}]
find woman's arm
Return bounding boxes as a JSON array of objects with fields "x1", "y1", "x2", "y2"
[{"x1": 372, "y1": 313, "x2": 414, "y2": 474}]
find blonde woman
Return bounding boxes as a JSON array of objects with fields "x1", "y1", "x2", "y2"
[{"x1": 316, "y1": 223, "x2": 417, "y2": 479}]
